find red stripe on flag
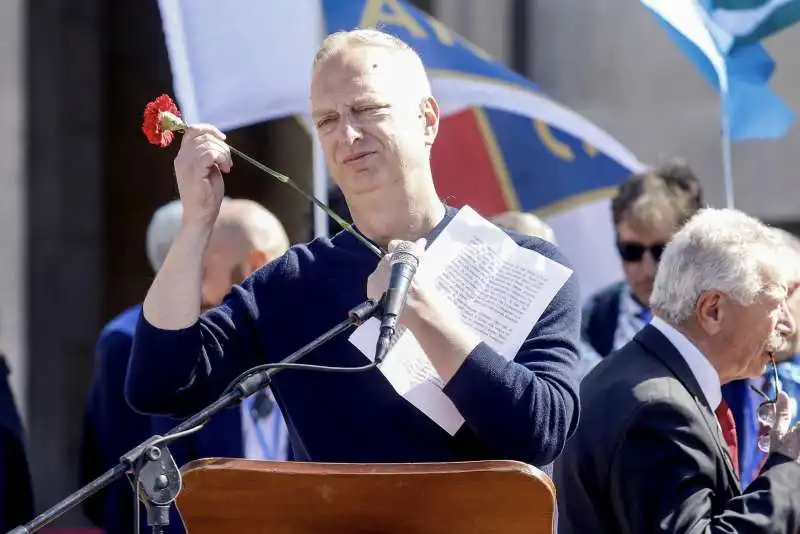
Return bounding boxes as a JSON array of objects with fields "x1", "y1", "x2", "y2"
[{"x1": 431, "y1": 109, "x2": 509, "y2": 215}]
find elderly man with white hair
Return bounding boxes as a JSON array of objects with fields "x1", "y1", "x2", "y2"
[
  {"x1": 555, "y1": 208, "x2": 800, "y2": 534},
  {"x1": 80, "y1": 198, "x2": 290, "y2": 534}
]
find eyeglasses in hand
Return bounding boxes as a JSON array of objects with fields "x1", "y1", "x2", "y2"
[{"x1": 750, "y1": 352, "x2": 780, "y2": 453}]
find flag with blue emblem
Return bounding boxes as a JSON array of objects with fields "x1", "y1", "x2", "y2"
[{"x1": 157, "y1": 0, "x2": 647, "y2": 297}]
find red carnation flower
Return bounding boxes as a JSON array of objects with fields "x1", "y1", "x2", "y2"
[
  {"x1": 141, "y1": 94, "x2": 186, "y2": 147},
  {"x1": 140, "y1": 95, "x2": 383, "y2": 258}
]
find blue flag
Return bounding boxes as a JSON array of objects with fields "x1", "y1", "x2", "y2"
[
  {"x1": 642, "y1": 0, "x2": 794, "y2": 140},
  {"x1": 704, "y1": 0, "x2": 800, "y2": 49}
]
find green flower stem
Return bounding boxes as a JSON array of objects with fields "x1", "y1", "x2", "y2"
[
  {"x1": 226, "y1": 145, "x2": 385, "y2": 258},
  {"x1": 166, "y1": 113, "x2": 385, "y2": 259}
]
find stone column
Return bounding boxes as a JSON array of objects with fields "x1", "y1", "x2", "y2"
[{"x1": 0, "y1": 0, "x2": 26, "y2": 421}]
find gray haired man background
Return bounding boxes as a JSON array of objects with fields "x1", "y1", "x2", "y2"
[{"x1": 555, "y1": 208, "x2": 800, "y2": 533}]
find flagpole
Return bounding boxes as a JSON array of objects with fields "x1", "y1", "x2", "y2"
[
  {"x1": 312, "y1": 11, "x2": 328, "y2": 240},
  {"x1": 720, "y1": 91, "x2": 735, "y2": 209},
  {"x1": 312, "y1": 123, "x2": 329, "y2": 239}
]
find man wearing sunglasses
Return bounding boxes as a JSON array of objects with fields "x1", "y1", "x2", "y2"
[
  {"x1": 580, "y1": 166, "x2": 702, "y2": 376},
  {"x1": 722, "y1": 228, "x2": 800, "y2": 488},
  {"x1": 556, "y1": 208, "x2": 800, "y2": 533}
]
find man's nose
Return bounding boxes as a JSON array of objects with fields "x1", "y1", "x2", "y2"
[
  {"x1": 339, "y1": 119, "x2": 362, "y2": 145},
  {"x1": 642, "y1": 251, "x2": 659, "y2": 277}
]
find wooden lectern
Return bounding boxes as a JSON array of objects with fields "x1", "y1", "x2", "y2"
[{"x1": 175, "y1": 458, "x2": 556, "y2": 533}]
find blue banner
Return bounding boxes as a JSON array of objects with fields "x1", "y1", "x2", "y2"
[
  {"x1": 323, "y1": 0, "x2": 643, "y2": 215},
  {"x1": 323, "y1": 0, "x2": 540, "y2": 94}
]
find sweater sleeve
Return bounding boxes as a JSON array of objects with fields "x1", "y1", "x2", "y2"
[
  {"x1": 126, "y1": 260, "x2": 279, "y2": 418},
  {"x1": 442, "y1": 239, "x2": 582, "y2": 466}
]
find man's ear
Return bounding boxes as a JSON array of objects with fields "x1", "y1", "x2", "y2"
[
  {"x1": 420, "y1": 96, "x2": 440, "y2": 145},
  {"x1": 245, "y1": 249, "x2": 270, "y2": 276},
  {"x1": 695, "y1": 290, "x2": 725, "y2": 335}
]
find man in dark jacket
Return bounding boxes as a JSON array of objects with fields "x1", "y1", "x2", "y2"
[
  {"x1": 557, "y1": 208, "x2": 800, "y2": 533},
  {"x1": 580, "y1": 162, "x2": 703, "y2": 377}
]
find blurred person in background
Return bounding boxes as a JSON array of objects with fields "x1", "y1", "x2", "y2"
[
  {"x1": 657, "y1": 159, "x2": 705, "y2": 209},
  {"x1": 579, "y1": 163, "x2": 704, "y2": 377},
  {"x1": 79, "y1": 200, "x2": 184, "y2": 533},
  {"x1": 80, "y1": 198, "x2": 291, "y2": 534},
  {"x1": 723, "y1": 227, "x2": 800, "y2": 487},
  {"x1": 151, "y1": 198, "x2": 294, "y2": 466},
  {"x1": 491, "y1": 210, "x2": 557, "y2": 244},
  {"x1": 0, "y1": 344, "x2": 34, "y2": 531}
]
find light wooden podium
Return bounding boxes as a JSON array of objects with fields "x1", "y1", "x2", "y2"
[{"x1": 174, "y1": 459, "x2": 556, "y2": 533}]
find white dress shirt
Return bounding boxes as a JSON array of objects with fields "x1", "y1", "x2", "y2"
[{"x1": 650, "y1": 316, "x2": 722, "y2": 410}]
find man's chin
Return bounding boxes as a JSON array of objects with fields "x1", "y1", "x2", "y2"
[
  {"x1": 771, "y1": 347, "x2": 795, "y2": 363},
  {"x1": 632, "y1": 288, "x2": 652, "y2": 308},
  {"x1": 738, "y1": 353, "x2": 771, "y2": 380},
  {"x1": 757, "y1": 359, "x2": 771, "y2": 376}
]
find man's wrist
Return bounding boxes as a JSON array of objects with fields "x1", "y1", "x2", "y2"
[
  {"x1": 405, "y1": 292, "x2": 481, "y2": 353},
  {"x1": 401, "y1": 283, "x2": 481, "y2": 382},
  {"x1": 770, "y1": 429, "x2": 800, "y2": 461},
  {"x1": 178, "y1": 219, "x2": 214, "y2": 244}
]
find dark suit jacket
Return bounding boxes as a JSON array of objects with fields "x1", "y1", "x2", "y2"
[
  {"x1": 554, "y1": 324, "x2": 800, "y2": 533},
  {"x1": 581, "y1": 280, "x2": 625, "y2": 358}
]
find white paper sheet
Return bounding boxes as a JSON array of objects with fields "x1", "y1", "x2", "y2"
[{"x1": 349, "y1": 206, "x2": 573, "y2": 434}]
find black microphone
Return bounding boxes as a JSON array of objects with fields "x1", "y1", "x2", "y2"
[{"x1": 375, "y1": 241, "x2": 420, "y2": 364}]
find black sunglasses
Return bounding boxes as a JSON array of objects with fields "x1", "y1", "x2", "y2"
[
  {"x1": 751, "y1": 352, "x2": 780, "y2": 452},
  {"x1": 616, "y1": 241, "x2": 667, "y2": 263}
]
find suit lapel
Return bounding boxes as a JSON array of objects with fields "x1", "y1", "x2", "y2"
[{"x1": 634, "y1": 325, "x2": 741, "y2": 491}]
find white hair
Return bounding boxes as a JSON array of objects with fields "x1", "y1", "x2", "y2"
[
  {"x1": 650, "y1": 208, "x2": 792, "y2": 325},
  {"x1": 491, "y1": 211, "x2": 557, "y2": 244},
  {"x1": 145, "y1": 200, "x2": 183, "y2": 272},
  {"x1": 313, "y1": 28, "x2": 432, "y2": 97}
]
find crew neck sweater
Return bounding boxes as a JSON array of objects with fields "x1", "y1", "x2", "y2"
[{"x1": 126, "y1": 206, "x2": 582, "y2": 473}]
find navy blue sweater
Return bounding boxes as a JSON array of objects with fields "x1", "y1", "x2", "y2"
[{"x1": 126, "y1": 206, "x2": 582, "y2": 471}]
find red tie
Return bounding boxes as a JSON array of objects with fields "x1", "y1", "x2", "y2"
[{"x1": 715, "y1": 399, "x2": 740, "y2": 477}]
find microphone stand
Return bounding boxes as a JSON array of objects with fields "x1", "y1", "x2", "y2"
[{"x1": 7, "y1": 299, "x2": 382, "y2": 534}]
